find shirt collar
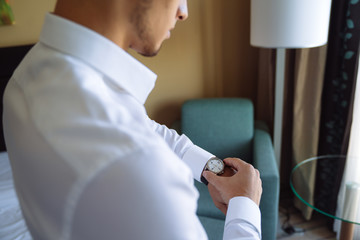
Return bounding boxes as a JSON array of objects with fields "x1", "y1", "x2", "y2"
[{"x1": 39, "y1": 13, "x2": 157, "y2": 105}]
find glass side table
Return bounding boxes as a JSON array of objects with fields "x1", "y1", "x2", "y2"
[{"x1": 290, "y1": 155, "x2": 360, "y2": 240}]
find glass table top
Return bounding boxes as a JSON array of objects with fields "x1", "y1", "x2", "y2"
[{"x1": 290, "y1": 155, "x2": 360, "y2": 225}]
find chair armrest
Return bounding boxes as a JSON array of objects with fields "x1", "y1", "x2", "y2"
[
  {"x1": 253, "y1": 126, "x2": 279, "y2": 240},
  {"x1": 253, "y1": 128, "x2": 279, "y2": 180}
]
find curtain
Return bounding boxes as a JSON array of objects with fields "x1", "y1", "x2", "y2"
[
  {"x1": 316, "y1": 0, "x2": 360, "y2": 220},
  {"x1": 292, "y1": 47, "x2": 328, "y2": 220},
  {"x1": 334, "y1": 51, "x2": 360, "y2": 239},
  {"x1": 255, "y1": 47, "x2": 327, "y2": 215},
  {"x1": 255, "y1": 49, "x2": 275, "y2": 132},
  {"x1": 255, "y1": 0, "x2": 360, "y2": 230}
]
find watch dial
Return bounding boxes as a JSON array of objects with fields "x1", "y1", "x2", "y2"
[{"x1": 207, "y1": 158, "x2": 224, "y2": 174}]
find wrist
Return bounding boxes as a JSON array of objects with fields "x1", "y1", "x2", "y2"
[
  {"x1": 200, "y1": 157, "x2": 224, "y2": 185},
  {"x1": 200, "y1": 170, "x2": 209, "y2": 185}
]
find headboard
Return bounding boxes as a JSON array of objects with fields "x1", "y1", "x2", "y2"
[{"x1": 0, "y1": 45, "x2": 33, "y2": 151}]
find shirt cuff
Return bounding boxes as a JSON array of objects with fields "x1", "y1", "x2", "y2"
[
  {"x1": 182, "y1": 145, "x2": 214, "y2": 182},
  {"x1": 225, "y1": 197, "x2": 262, "y2": 236}
]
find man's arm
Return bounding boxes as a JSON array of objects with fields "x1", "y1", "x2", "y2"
[
  {"x1": 203, "y1": 158, "x2": 263, "y2": 239},
  {"x1": 147, "y1": 119, "x2": 263, "y2": 239},
  {"x1": 147, "y1": 118, "x2": 192, "y2": 158},
  {"x1": 147, "y1": 118, "x2": 212, "y2": 181}
]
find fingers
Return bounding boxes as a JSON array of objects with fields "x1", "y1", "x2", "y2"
[
  {"x1": 223, "y1": 158, "x2": 250, "y2": 171},
  {"x1": 204, "y1": 158, "x2": 263, "y2": 206},
  {"x1": 222, "y1": 166, "x2": 236, "y2": 177},
  {"x1": 203, "y1": 159, "x2": 260, "y2": 189},
  {"x1": 256, "y1": 168, "x2": 260, "y2": 178},
  {"x1": 224, "y1": 158, "x2": 259, "y2": 177},
  {"x1": 202, "y1": 171, "x2": 222, "y2": 188}
]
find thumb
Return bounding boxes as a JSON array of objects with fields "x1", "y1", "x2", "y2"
[
  {"x1": 223, "y1": 158, "x2": 248, "y2": 171},
  {"x1": 202, "y1": 171, "x2": 223, "y2": 188}
]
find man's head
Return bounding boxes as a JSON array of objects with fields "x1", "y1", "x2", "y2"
[
  {"x1": 129, "y1": 0, "x2": 188, "y2": 56},
  {"x1": 54, "y1": 0, "x2": 188, "y2": 57}
]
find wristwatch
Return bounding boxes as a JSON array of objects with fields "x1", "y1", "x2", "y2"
[{"x1": 200, "y1": 157, "x2": 225, "y2": 185}]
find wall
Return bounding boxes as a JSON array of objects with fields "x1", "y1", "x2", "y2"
[
  {"x1": 136, "y1": 0, "x2": 207, "y2": 126},
  {"x1": 140, "y1": 0, "x2": 259, "y2": 126},
  {"x1": 0, "y1": 0, "x2": 259, "y2": 127},
  {"x1": 221, "y1": 0, "x2": 258, "y2": 99},
  {"x1": 0, "y1": 0, "x2": 56, "y2": 47}
]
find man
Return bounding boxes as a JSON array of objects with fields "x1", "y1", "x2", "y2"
[{"x1": 3, "y1": 0, "x2": 262, "y2": 239}]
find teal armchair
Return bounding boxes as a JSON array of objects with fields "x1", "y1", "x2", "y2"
[{"x1": 181, "y1": 98, "x2": 279, "y2": 240}]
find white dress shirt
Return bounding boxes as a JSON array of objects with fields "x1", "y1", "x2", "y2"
[{"x1": 3, "y1": 13, "x2": 261, "y2": 240}]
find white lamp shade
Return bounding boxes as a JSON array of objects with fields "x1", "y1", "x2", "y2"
[{"x1": 251, "y1": 0, "x2": 332, "y2": 48}]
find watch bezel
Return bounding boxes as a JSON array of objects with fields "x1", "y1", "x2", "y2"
[
  {"x1": 205, "y1": 157, "x2": 225, "y2": 175},
  {"x1": 201, "y1": 157, "x2": 225, "y2": 185}
]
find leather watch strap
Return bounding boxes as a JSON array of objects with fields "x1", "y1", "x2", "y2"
[{"x1": 200, "y1": 174, "x2": 208, "y2": 185}]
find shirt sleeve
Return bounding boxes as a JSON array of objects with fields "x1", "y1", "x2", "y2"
[
  {"x1": 224, "y1": 197, "x2": 262, "y2": 240},
  {"x1": 147, "y1": 118, "x2": 213, "y2": 181}
]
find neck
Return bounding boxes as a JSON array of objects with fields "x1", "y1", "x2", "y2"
[{"x1": 53, "y1": 0, "x2": 132, "y2": 50}]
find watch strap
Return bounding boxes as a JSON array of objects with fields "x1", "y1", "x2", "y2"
[{"x1": 200, "y1": 174, "x2": 209, "y2": 185}]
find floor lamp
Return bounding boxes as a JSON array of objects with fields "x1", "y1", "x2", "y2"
[{"x1": 250, "y1": 0, "x2": 332, "y2": 168}]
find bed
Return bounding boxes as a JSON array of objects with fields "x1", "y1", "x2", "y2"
[
  {"x1": 0, "y1": 45, "x2": 33, "y2": 240},
  {"x1": 0, "y1": 152, "x2": 31, "y2": 240}
]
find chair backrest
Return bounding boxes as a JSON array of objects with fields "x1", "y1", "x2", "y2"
[{"x1": 181, "y1": 98, "x2": 254, "y2": 162}]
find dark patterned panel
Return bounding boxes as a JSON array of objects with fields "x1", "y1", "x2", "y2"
[{"x1": 316, "y1": 0, "x2": 360, "y2": 219}]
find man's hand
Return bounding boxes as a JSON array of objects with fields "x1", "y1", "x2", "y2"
[
  {"x1": 203, "y1": 158, "x2": 262, "y2": 209},
  {"x1": 207, "y1": 166, "x2": 236, "y2": 214}
]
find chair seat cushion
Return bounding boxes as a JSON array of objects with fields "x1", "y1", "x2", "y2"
[
  {"x1": 195, "y1": 181, "x2": 225, "y2": 220},
  {"x1": 197, "y1": 215, "x2": 224, "y2": 240}
]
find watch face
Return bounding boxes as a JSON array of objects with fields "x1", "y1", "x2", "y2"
[{"x1": 206, "y1": 158, "x2": 224, "y2": 174}]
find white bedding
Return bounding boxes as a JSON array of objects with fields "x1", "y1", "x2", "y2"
[{"x1": 0, "y1": 152, "x2": 32, "y2": 240}]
